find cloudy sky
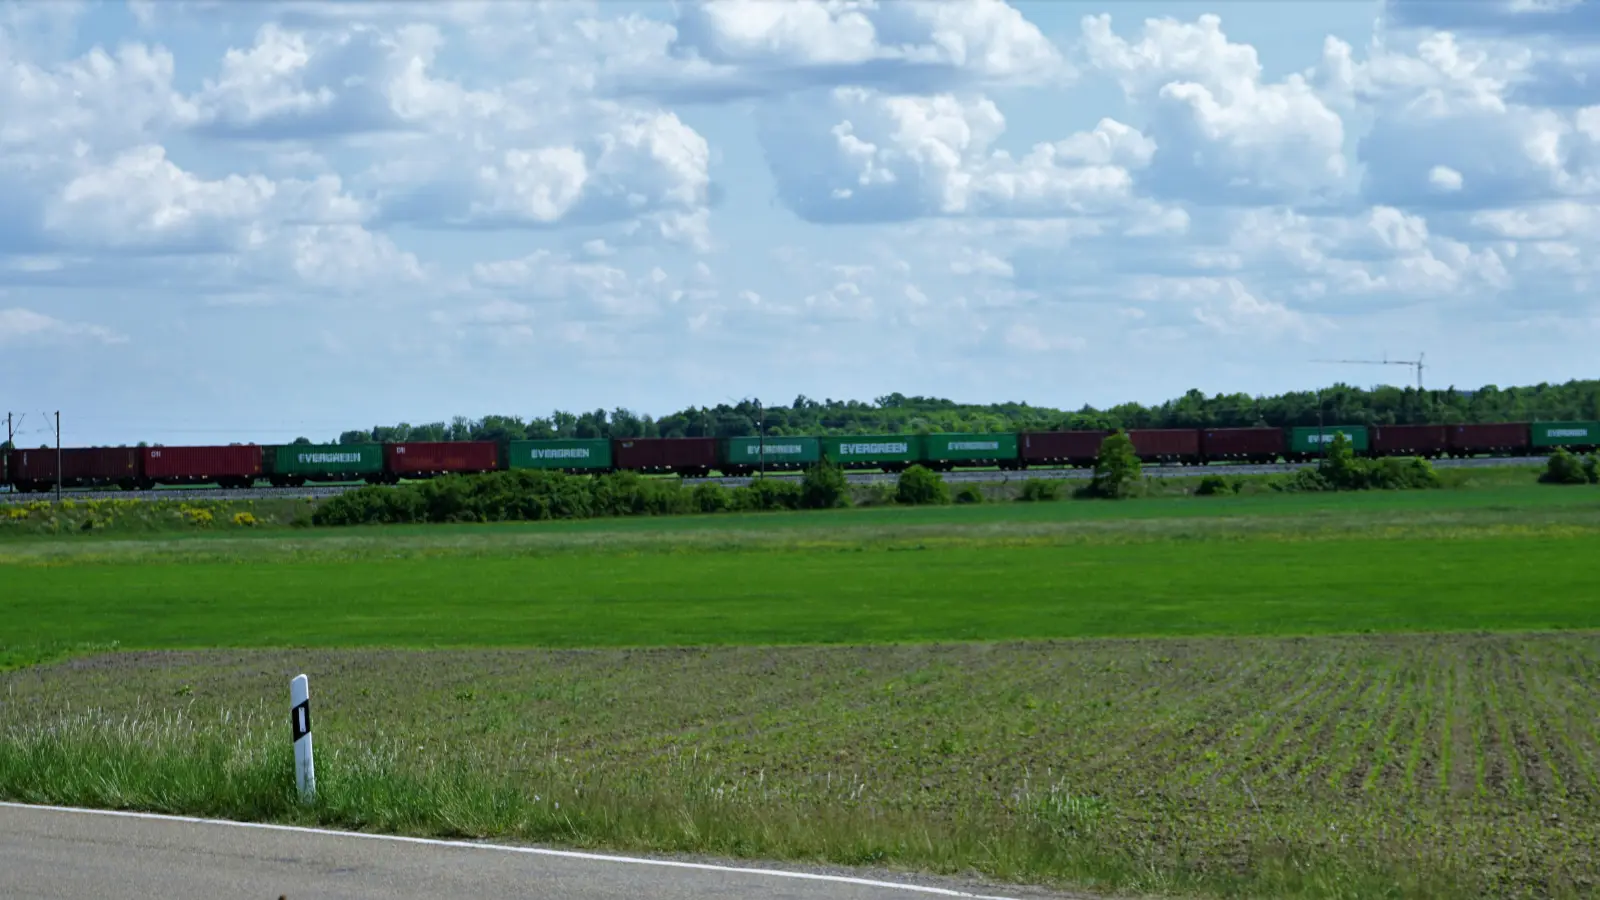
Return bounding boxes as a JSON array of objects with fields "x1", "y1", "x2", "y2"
[{"x1": 2, "y1": 0, "x2": 1598, "y2": 446}]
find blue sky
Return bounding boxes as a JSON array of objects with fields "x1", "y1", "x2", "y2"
[{"x1": 2, "y1": 0, "x2": 1598, "y2": 446}]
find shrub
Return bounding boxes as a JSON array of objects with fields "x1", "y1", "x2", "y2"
[
  {"x1": 1018, "y1": 479, "x2": 1061, "y2": 502},
  {"x1": 1541, "y1": 448, "x2": 1591, "y2": 485},
  {"x1": 1084, "y1": 431, "x2": 1140, "y2": 499},
  {"x1": 1272, "y1": 450, "x2": 1441, "y2": 493},
  {"x1": 734, "y1": 477, "x2": 803, "y2": 511},
  {"x1": 1195, "y1": 475, "x2": 1236, "y2": 496},
  {"x1": 232, "y1": 512, "x2": 258, "y2": 527},
  {"x1": 1365, "y1": 457, "x2": 1442, "y2": 490},
  {"x1": 954, "y1": 485, "x2": 984, "y2": 504},
  {"x1": 1318, "y1": 431, "x2": 1362, "y2": 488},
  {"x1": 800, "y1": 457, "x2": 850, "y2": 510},
  {"x1": 1271, "y1": 467, "x2": 1332, "y2": 493},
  {"x1": 692, "y1": 482, "x2": 730, "y2": 513},
  {"x1": 895, "y1": 465, "x2": 949, "y2": 505},
  {"x1": 1586, "y1": 454, "x2": 1600, "y2": 485}
]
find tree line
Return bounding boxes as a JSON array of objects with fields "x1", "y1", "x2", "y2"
[
  {"x1": 4, "y1": 380, "x2": 1594, "y2": 453},
  {"x1": 328, "y1": 380, "x2": 1600, "y2": 445}
]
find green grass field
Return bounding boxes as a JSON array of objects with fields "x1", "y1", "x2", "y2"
[{"x1": 4, "y1": 481, "x2": 1599, "y2": 898}]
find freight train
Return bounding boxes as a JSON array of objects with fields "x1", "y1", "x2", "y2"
[{"x1": 3, "y1": 422, "x2": 1596, "y2": 493}]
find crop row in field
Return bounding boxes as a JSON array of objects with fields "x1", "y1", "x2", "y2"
[{"x1": 3, "y1": 633, "x2": 1596, "y2": 899}]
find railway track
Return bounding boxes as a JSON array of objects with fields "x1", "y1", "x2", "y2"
[{"x1": 0, "y1": 455, "x2": 1545, "y2": 503}]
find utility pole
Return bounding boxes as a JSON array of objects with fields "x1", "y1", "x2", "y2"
[
  {"x1": 54, "y1": 411, "x2": 61, "y2": 504},
  {"x1": 1317, "y1": 389, "x2": 1325, "y2": 461}
]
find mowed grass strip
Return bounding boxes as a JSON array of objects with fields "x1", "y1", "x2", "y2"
[
  {"x1": 4, "y1": 635, "x2": 1598, "y2": 899},
  {"x1": 4, "y1": 532, "x2": 1596, "y2": 650}
]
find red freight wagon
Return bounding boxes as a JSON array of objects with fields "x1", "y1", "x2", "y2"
[
  {"x1": 1018, "y1": 431, "x2": 1108, "y2": 468},
  {"x1": 1200, "y1": 428, "x2": 1283, "y2": 463},
  {"x1": 1448, "y1": 422, "x2": 1529, "y2": 457},
  {"x1": 143, "y1": 445, "x2": 262, "y2": 488},
  {"x1": 613, "y1": 437, "x2": 716, "y2": 475},
  {"x1": 1127, "y1": 429, "x2": 1201, "y2": 463},
  {"x1": 1371, "y1": 424, "x2": 1448, "y2": 458},
  {"x1": 384, "y1": 441, "x2": 500, "y2": 478},
  {"x1": 8, "y1": 447, "x2": 141, "y2": 491}
]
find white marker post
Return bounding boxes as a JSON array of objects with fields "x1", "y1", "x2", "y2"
[{"x1": 290, "y1": 674, "x2": 315, "y2": 802}]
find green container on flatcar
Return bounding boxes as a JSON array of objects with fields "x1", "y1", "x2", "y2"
[
  {"x1": 1288, "y1": 425, "x2": 1369, "y2": 454},
  {"x1": 719, "y1": 436, "x2": 820, "y2": 467},
  {"x1": 923, "y1": 432, "x2": 1019, "y2": 463},
  {"x1": 819, "y1": 434, "x2": 923, "y2": 466},
  {"x1": 1530, "y1": 421, "x2": 1600, "y2": 448},
  {"x1": 507, "y1": 439, "x2": 613, "y2": 470},
  {"x1": 266, "y1": 443, "x2": 384, "y2": 478}
]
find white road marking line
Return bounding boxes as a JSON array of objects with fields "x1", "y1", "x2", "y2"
[{"x1": 0, "y1": 801, "x2": 1022, "y2": 899}]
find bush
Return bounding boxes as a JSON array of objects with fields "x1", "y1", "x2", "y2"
[
  {"x1": 1271, "y1": 467, "x2": 1333, "y2": 493},
  {"x1": 1195, "y1": 475, "x2": 1236, "y2": 496},
  {"x1": 734, "y1": 477, "x2": 803, "y2": 511},
  {"x1": 1587, "y1": 454, "x2": 1600, "y2": 484},
  {"x1": 1083, "y1": 431, "x2": 1140, "y2": 499},
  {"x1": 1018, "y1": 479, "x2": 1061, "y2": 502},
  {"x1": 895, "y1": 465, "x2": 949, "y2": 505},
  {"x1": 313, "y1": 469, "x2": 700, "y2": 527},
  {"x1": 1317, "y1": 431, "x2": 1363, "y2": 489},
  {"x1": 1364, "y1": 457, "x2": 1442, "y2": 490},
  {"x1": 800, "y1": 457, "x2": 850, "y2": 510},
  {"x1": 1269, "y1": 447, "x2": 1442, "y2": 493},
  {"x1": 1541, "y1": 448, "x2": 1591, "y2": 485},
  {"x1": 954, "y1": 485, "x2": 984, "y2": 504},
  {"x1": 692, "y1": 482, "x2": 730, "y2": 513}
]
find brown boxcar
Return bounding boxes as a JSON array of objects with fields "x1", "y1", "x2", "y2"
[
  {"x1": 1200, "y1": 428, "x2": 1284, "y2": 462},
  {"x1": 1448, "y1": 422, "x2": 1529, "y2": 457},
  {"x1": 8, "y1": 447, "x2": 141, "y2": 491},
  {"x1": 143, "y1": 445, "x2": 262, "y2": 488},
  {"x1": 1018, "y1": 431, "x2": 1108, "y2": 468},
  {"x1": 613, "y1": 437, "x2": 717, "y2": 475},
  {"x1": 384, "y1": 441, "x2": 500, "y2": 478},
  {"x1": 1127, "y1": 429, "x2": 1201, "y2": 463},
  {"x1": 1371, "y1": 424, "x2": 1449, "y2": 458}
]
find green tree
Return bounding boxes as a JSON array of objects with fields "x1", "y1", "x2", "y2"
[
  {"x1": 1318, "y1": 431, "x2": 1363, "y2": 489},
  {"x1": 799, "y1": 457, "x2": 850, "y2": 509},
  {"x1": 291, "y1": 436, "x2": 312, "y2": 445},
  {"x1": 895, "y1": 465, "x2": 949, "y2": 505},
  {"x1": 1087, "y1": 431, "x2": 1141, "y2": 499}
]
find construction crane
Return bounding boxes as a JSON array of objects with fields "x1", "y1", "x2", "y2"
[{"x1": 1312, "y1": 352, "x2": 1426, "y2": 390}]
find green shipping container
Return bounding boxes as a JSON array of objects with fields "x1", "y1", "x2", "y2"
[
  {"x1": 1530, "y1": 422, "x2": 1600, "y2": 448},
  {"x1": 508, "y1": 439, "x2": 613, "y2": 470},
  {"x1": 266, "y1": 443, "x2": 384, "y2": 478},
  {"x1": 923, "y1": 432, "x2": 1020, "y2": 462},
  {"x1": 720, "y1": 436, "x2": 820, "y2": 467},
  {"x1": 819, "y1": 434, "x2": 922, "y2": 466},
  {"x1": 1289, "y1": 426, "x2": 1369, "y2": 454}
]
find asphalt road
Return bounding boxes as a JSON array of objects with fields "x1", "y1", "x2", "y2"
[
  {"x1": 0, "y1": 455, "x2": 1545, "y2": 503},
  {"x1": 0, "y1": 803, "x2": 1071, "y2": 900}
]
